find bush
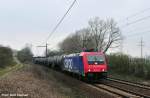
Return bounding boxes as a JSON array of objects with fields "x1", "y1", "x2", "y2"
[
  {"x1": 0, "y1": 46, "x2": 14, "y2": 68},
  {"x1": 108, "y1": 53, "x2": 150, "y2": 79},
  {"x1": 145, "y1": 63, "x2": 150, "y2": 79},
  {"x1": 108, "y1": 53, "x2": 130, "y2": 73},
  {"x1": 17, "y1": 47, "x2": 33, "y2": 63}
]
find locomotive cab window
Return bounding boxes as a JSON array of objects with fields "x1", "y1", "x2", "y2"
[{"x1": 87, "y1": 55, "x2": 105, "y2": 65}]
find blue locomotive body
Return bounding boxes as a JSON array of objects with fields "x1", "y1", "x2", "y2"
[{"x1": 63, "y1": 55, "x2": 84, "y2": 75}]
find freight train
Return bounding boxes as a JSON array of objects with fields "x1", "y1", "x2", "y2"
[{"x1": 33, "y1": 50, "x2": 108, "y2": 81}]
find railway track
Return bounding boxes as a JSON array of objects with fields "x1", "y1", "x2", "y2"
[
  {"x1": 108, "y1": 77, "x2": 150, "y2": 89},
  {"x1": 93, "y1": 84, "x2": 141, "y2": 98},
  {"x1": 97, "y1": 77, "x2": 150, "y2": 98}
]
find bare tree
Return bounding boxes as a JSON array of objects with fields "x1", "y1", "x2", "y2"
[
  {"x1": 76, "y1": 28, "x2": 94, "y2": 49},
  {"x1": 59, "y1": 17, "x2": 122, "y2": 53},
  {"x1": 88, "y1": 17, "x2": 122, "y2": 53},
  {"x1": 59, "y1": 33, "x2": 82, "y2": 53},
  {"x1": 59, "y1": 28, "x2": 96, "y2": 53}
]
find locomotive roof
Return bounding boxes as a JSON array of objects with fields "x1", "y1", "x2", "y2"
[
  {"x1": 65, "y1": 52, "x2": 104, "y2": 57},
  {"x1": 79, "y1": 51, "x2": 104, "y2": 56}
]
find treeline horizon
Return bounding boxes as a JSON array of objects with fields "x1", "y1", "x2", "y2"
[
  {"x1": 0, "y1": 45, "x2": 33, "y2": 68},
  {"x1": 0, "y1": 45, "x2": 15, "y2": 68}
]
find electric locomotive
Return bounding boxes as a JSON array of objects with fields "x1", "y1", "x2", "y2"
[
  {"x1": 62, "y1": 51, "x2": 107, "y2": 80},
  {"x1": 33, "y1": 50, "x2": 108, "y2": 81}
]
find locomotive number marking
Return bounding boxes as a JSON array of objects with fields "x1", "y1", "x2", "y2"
[{"x1": 64, "y1": 59, "x2": 73, "y2": 70}]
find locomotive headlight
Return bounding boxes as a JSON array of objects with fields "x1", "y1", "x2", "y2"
[
  {"x1": 102, "y1": 69, "x2": 105, "y2": 72},
  {"x1": 88, "y1": 69, "x2": 91, "y2": 72},
  {"x1": 94, "y1": 62, "x2": 98, "y2": 65}
]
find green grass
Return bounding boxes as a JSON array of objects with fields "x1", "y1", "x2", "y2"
[{"x1": 0, "y1": 62, "x2": 23, "y2": 77}]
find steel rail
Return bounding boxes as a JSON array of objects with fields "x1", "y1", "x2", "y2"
[
  {"x1": 93, "y1": 84, "x2": 141, "y2": 98},
  {"x1": 102, "y1": 82, "x2": 150, "y2": 98},
  {"x1": 107, "y1": 77, "x2": 150, "y2": 90}
]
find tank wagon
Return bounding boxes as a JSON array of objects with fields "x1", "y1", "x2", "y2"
[{"x1": 33, "y1": 51, "x2": 108, "y2": 80}]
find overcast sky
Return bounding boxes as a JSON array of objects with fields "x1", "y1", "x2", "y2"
[{"x1": 0, "y1": 0, "x2": 150, "y2": 57}]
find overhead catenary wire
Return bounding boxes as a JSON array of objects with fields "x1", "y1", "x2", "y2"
[
  {"x1": 118, "y1": 8, "x2": 150, "y2": 55},
  {"x1": 120, "y1": 15, "x2": 150, "y2": 28},
  {"x1": 45, "y1": 0, "x2": 77, "y2": 43},
  {"x1": 117, "y1": 8, "x2": 150, "y2": 32},
  {"x1": 127, "y1": 8, "x2": 150, "y2": 19},
  {"x1": 114, "y1": 8, "x2": 150, "y2": 56},
  {"x1": 116, "y1": 7, "x2": 150, "y2": 41},
  {"x1": 118, "y1": 7, "x2": 150, "y2": 24},
  {"x1": 119, "y1": 15, "x2": 150, "y2": 39},
  {"x1": 120, "y1": 14, "x2": 150, "y2": 38},
  {"x1": 119, "y1": 15, "x2": 150, "y2": 38},
  {"x1": 123, "y1": 30, "x2": 150, "y2": 39}
]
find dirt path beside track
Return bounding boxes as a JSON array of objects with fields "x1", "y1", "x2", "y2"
[{"x1": 0, "y1": 63, "x2": 90, "y2": 98}]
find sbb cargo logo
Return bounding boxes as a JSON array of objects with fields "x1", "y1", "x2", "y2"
[{"x1": 64, "y1": 59, "x2": 73, "y2": 71}]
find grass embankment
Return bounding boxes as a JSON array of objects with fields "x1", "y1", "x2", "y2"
[{"x1": 0, "y1": 58, "x2": 23, "y2": 77}]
